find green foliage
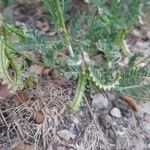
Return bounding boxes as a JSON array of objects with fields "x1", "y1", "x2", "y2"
[
  {"x1": 128, "y1": 52, "x2": 143, "y2": 67},
  {"x1": 0, "y1": 0, "x2": 149, "y2": 110},
  {"x1": 119, "y1": 68, "x2": 149, "y2": 87},
  {"x1": 0, "y1": 17, "x2": 25, "y2": 92},
  {"x1": 43, "y1": 0, "x2": 74, "y2": 56},
  {"x1": 0, "y1": 39, "x2": 24, "y2": 93},
  {"x1": 44, "y1": 0, "x2": 72, "y2": 24},
  {"x1": 85, "y1": 0, "x2": 143, "y2": 57},
  {"x1": 117, "y1": 67, "x2": 150, "y2": 100},
  {"x1": 69, "y1": 11, "x2": 82, "y2": 38},
  {"x1": 0, "y1": 17, "x2": 38, "y2": 92},
  {"x1": 88, "y1": 67, "x2": 121, "y2": 90},
  {"x1": 69, "y1": 51, "x2": 121, "y2": 111},
  {"x1": 13, "y1": 28, "x2": 63, "y2": 67},
  {"x1": 68, "y1": 0, "x2": 149, "y2": 110},
  {"x1": 0, "y1": 0, "x2": 18, "y2": 7}
]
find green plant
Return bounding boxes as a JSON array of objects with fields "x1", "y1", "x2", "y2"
[
  {"x1": 0, "y1": 0, "x2": 149, "y2": 110},
  {"x1": 69, "y1": 51, "x2": 121, "y2": 111},
  {"x1": 44, "y1": 0, "x2": 74, "y2": 56},
  {"x1": 0, "y1": 0, "x2": 18, "y2": 7},
  {"x1": 67, "y1": 0, "x2": 150, "y2": 110}
]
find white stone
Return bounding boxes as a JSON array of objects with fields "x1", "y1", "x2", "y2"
[
  {"x1": 57, "y1": 129, "x2": 76, "y2": 141},
  {"x1": 110, "y1": 107, "x2": 122, "y2": 118},
  {"x1": 73, "y1": 117, "x2": 79, "y2": 124},
  {"x1": 84, "y1": 0, "x2": 90, "y2": 3}
]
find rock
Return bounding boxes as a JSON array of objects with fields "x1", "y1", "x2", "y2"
[
  {"x1": 148, "y1": 143, "x2": 150, "y2": 149},
  {"x1": 49, "y1": 144, "x2": 66, "y2": 150},
  {"x1": 132, "y1": 29, "x2": 141, "y2": 37},
  {"x1": 143, "y1": 122, "x2": 150, "y2": 134},
  {"x1": 140, "y1": 102, "x2": 150, "y2": 115},
  {"x1": 106, "y1": 92, "x2": 116, "y2": 101},
  {"x1": 136, "y1": 41, "x2": 150, "y2": 52},
  {"x1": 110, "y1": 107, "x2": 122, "y2": 118},
  {"x1": 57, "y1": 129, "x2": 76, "y2": 141},
  {"x1": 84, "y1": 0, "x2": 89, "y2": 3},
  {"x1": 15, "y1": 21, "x2": 25, "y2": 27},
  {"x1": 73, "y1": 117, "x2": 79, "y2": 124},
  {"x1": 142, "y1": 112, "x2": 150, "y2": 135},
  {"x1": 79, "y1": 111, "x2": 84, "y2": 116},
  {"x1": 116, "y1": 131, "x2": 129, "y2": 149},
  {"x1": 147, "y1": 31, "x2": 150, "y2": 39},
  {"x1": 55, "y1": 145, "x2": 66, "y2": 150},
  {"x1": 47, "y1": 145, "x2": 53, "y2": 150},
  {"x1": 92, "y1": 93, "x2": 109, "y2": 111}
]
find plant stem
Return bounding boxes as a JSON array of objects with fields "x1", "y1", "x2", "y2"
[
  {"x1": 69, "y1": 64, "x2": 87, "y2": 111},
  {"x1": 5, "y1": 43, "x2": 50, "y2": 68},
  {"x1": 55, "y1": 0, "x2": 74, "y2": 57}
]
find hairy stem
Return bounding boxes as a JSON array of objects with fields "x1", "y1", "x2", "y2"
[
  {"x1": 69, "y1": 67, "x2": 87, "y2": 111},
  {"x1": 55, "y1": 0, "x2": 74, "y2": 57},
  {"x1": 119, "y1": 29, "x2": 131, "y2": 55}
]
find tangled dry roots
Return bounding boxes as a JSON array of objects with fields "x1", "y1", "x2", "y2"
[
  {"x1": 0, "y1": 76, "x2": 73, "y2": 149},
  {"x1": 76, "y1": 122, "x2": 112, "y2": 150}
]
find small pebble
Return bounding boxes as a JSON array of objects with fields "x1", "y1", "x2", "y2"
[
  {"x1": 57, "y1": 129, "x2": 76, "y2": 141},
  {"x1": 73, "y1": 117, "x2": 79, "y2": 124},
  {"x1": 110, "y1": 107, "x2": 122, "y2": 118}
]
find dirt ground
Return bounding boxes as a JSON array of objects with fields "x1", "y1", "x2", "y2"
[{"x1": 0, "y1": 0, "x2": 150, "y2": 150}]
